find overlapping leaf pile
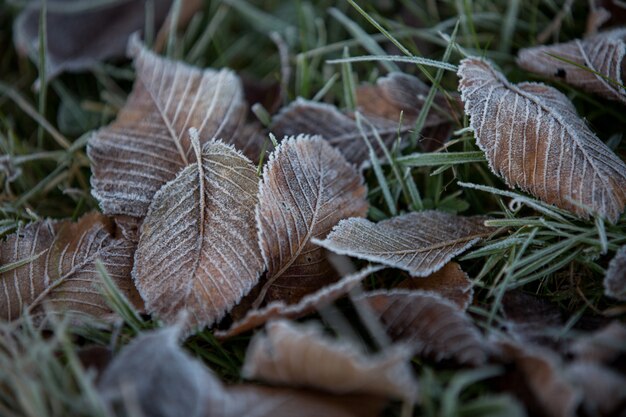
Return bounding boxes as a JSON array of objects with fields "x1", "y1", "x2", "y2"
[{"x1": 2, "y1": 3, "x2": 626, "y2": 416}]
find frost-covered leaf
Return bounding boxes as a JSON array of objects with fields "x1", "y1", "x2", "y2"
[
  {"x1": 254, "y1": 135, "x2": 368, "y2": 306},
  {"x1": 495, "y1": 340, "x2": 581, "y2": 417},
  {"x1": 314, "y1": 211, "x2": 492, "y2": 277},
  {"x1": 517, "y1": 29, "x2": 626, "y2": 104},
  {"x1": 569, "y1": 321, "x2": 626, "y2": 364},
  {"x1": 355, "y1": 289, "x2": 488, "y2": 365},
  {"x1": 604, "y1": 244, "x2": 626, "y2": 300},
  {"x1": 458, "y1": 57, "x2": 626, "y2": 222},
  {"x1": 0, "y1": 212, "x2": 136, "y2": 322},
  {"x1": 88, "y1": 35, "x2": 246, "y2": 218},
  {"x1": 564, "y1": 362, "x2": 626, "y2": 417},
  {"x1": 215, "y1": 266, "x2": 384, "y2": 339},
  {"x1": 396, "y1": 262, "x2": 473, "y2": 310},
  {"x1": 13, "y1": 0, "x2": 172, "y2": 85},
  {"x1": 242, "y1": 320, "x2": 418, "y2": 401},
  {"x1": 133, "y1": 139, "x2": 263, "y2": 328}
]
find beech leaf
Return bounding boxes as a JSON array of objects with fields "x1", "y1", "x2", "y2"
[
  {"x1": 242, "y1": 319, "x2": 419, "y2": 401},
  {"x1": 253, "y1": 135, "x2": 368, "y2": 306},
  {"x1": 604, "y1": 244, "x2": 626, "y2": 300},
  {"x1": 0, "y1": 212, "x2": 136, "y2": 322},
  {"x1": 458, "y1": 57, "x2": 626, "y2": 222},
  {"x1": 517, "y1": 29, "x2": 626, "y2": 105},
  {"x1": 396, "y1": 262, "x2": 473, "y2": 310},
  {"x1": 215, "y1": 266, "x2": 384, "y2": 339},
  {"x1": 355, "y1": 289, "x2": 488, "y2": 365},
  {"x1": 132, "y1": 139, "x2": 264, "y2": 328},
  {"x1": 88, "y1": 35, "x2": 246, "y2": 218},
  {"x1": 313, "y1": 211, "x2": 492, "y2": 277}
]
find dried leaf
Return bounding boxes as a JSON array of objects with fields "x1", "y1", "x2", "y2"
[
  {"x1": 396, "y1": 262, "x2": 473, "y2": 310},
  {"x1": 254, "y1": 135, "x2": 368, "y2": 306},
  {"x1": 242, "y1": 320, "x2": 419, "y2": 401},
  {"x1": 569, "y1": 321, "x2": 626, "y2": 364},
  {"x1": 88, "y1": 35, "x2": 246, "y2": 218},
  {"x1": 495, "y1": 340, "x2": 581, "y2": 417},
  {"x1": 215, "y1": 266, "x2": 384, "y2": 339},
  {"x1": 0, "y1": 212, "x2": 136, "y2": 322},
  {"x1": 314, "y1": 211, "x2": 492, "y2": 277},
  {"x1": 458, "y1": 57, "x2": 626, "y2": 222},
  {"x1": 133, "y1": 139, "x2": 263, "y2": 328},
  {"x1": 517, "y1": 29, "x2": 626, "y2": 105},
  {"x1": 604, "y1": 244, "x2": 626, "y2": 300},
  {"x1": 13, "y1": 0, "x2": 172, "y2": 85},
  {"x1": 355, "y1": 289, "x2": 488, "y2": 365},
  {"x1": 564, "y1": 362, "x2": 626, "y2": 416}
]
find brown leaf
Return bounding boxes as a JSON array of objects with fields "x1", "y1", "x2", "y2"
[
  {"x1": 604, "y1": 244, "x2": 626, "y2": 300},
  {"x1": 314, "y1": 211, "x2": 492, "y2": 277},
  {"x1": 458, "y1": 57, "x2": 626, "y2": 222},
  {"x1": 396, "y1": 262, "x2": 473, "y2": 310},
  {"x1": 215, "y1": 266, "x2": 384, "y2": 339},
  {"x1": 355, "y1": 289, "x2": 488, "y2": 366},
  {"x1": 495, "y1": 340, "x2": 581, "y2": 417},
  {"x1": 253, "y1": 135, "x2": 368, "y2": 307},
  {"x1": 242, "y1": 319, "x2": 419, "y2": 401},
  {"x1": 0, "y1": 212, "x2": 136, "y2": 322},
  {"x1": 88, "y1": 35, "x2": 246, "y2": 219},
  {"x1": 13, "y1": 0, "x2": 172, "y2": 85},
  {"x1": 564, "y1": 362, "x2": 626, "y2": 416},
  {"x1": 517, "y1": 29, "x2": 626, "y2": 105},
  {"x1": 133, "y1": 139, "x2": 263, "y2": 329}
]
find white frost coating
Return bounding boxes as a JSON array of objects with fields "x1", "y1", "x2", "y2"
[
  {"x1": 458, "y1": 57, "x2": 626, "y2": 222},
  {"x1": 242, "y1": 319, "x2": 419, "y2": 401},
  {"x1": 132, "y1": 139, "x2": 264, "y2": 330},
  {"x1": 313, "y1": 211, "x2": 492, "y2": 277},
  {"x1": 88, "y1": 35, "x2": 246, "y2": 218},
  {"x1": 517, "y1": 28, "x2": 626, "y2": 104}
]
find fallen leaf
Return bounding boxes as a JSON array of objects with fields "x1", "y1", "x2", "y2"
[
  {"x1": 564, "y1": 362, "x2": 626, "y2": 416},
  {"x1": 517, "y1": 29, "x2": 626, "y2": 105},
  {"x1": 215, "y1": 266, "x2": 384, "y2": 339},
  {"x1": 396, "y1": 262, "x2": 473, "y2": 310},
  {"x1": 495, "y1": 340, "x2": 581, "y2": 417},
  {"x1": 458, "y1": 57, "x2": 626, "y2": 222},
  {"x1": 98, "y1": 325, "x2": 385, "y2": 417},
  {"x1": 501, "y1": 291, "x2": 563, "y2": 347},
  {"x1": 13, "y1": 0, "x2": 172, "y2": 85},
  {"x1": 253, "y1": 135, "x2": 368, "y2": 307},
  {"x1": 242, "y1": 319, "x2": 419, "y2": 401},
  {"x1": 313, "y1": 211, "x2": 492, "y2": 277},
  {"x1": 133, "y1": 138, "x2": 264, "y2": 329},
  {"x1": 355, "y1": 289, "x2": 488, "y2": 365},
  {"x1": 88, "y1": 35, "x2": 246, "y2": 218},
  {"x1": 0, "y1": 212, "x2": 136, "y2": 322},
  {"x1": 569, "y1": 321, "x2": 626, "y2": 364},
  {"x1": 604, "y1": 244, "x2": 626, "y2": 300}
]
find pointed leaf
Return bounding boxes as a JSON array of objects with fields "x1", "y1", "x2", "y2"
[
  {"x1": 242, "y1": 320, "x2": 419, "y2": 400},
  {"x1": 133, "y1": 140, "x2": 264, "y2": 328},
  {"x1": 396, "y1": 262, "x2": 473, "y2": 310},
  {"x1": 604, "y1": 244, "x2": 626, "y2": 300},
  {"x1": 254, "y1": 135, "x2": 368, "y2": 306},
  {"x1": 314, "y1": 211, "x2": 492, "y2": 277},
  {"x1": 0, "y1": 212, "x2": 136, "y2": 322},
  {"x1": 517, "y1": 29, "x2": 626, "y2": 104},
  {"x1": 355, "y1": 289, "x2": 488, "y2": 365},
  {"x1": 458, "y1": 57, "x2": 626, "y2": 222},
  {"x1": 88, "y1": 35, "x2": 246, "y2": 218}
]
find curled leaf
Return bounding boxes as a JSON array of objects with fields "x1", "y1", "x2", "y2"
[
  {"x1": 0, "y1": 212, "x2": 136, "y2": 322},
  {"x1": 215, "y1": 266, "x2": 384, "y2": 339},
  {"x1": 396, "y1": 262, "x2": 473, "y2": 310},
  {"x1": 517, "y1": 29, "x2": 626, "y2": 105},
  {"x1": 458, "y1": 57, "x2": 626, "y2": 222},
  {"x1": 313, "y1": 211, "x2": 492, "y2": 277},
  {"x1": 604, "y1": 244, "x2": 626, "y2": 300},
  {"x1": 133, "y1": 139, "x2": 263, "y2": 329},
  {"x1": 254, "y1": 135, "x2": 368, "y2": 306},
  {"x1": 88, "y1": 35, "x2": 246, "y2": 218},
  {"x1": 355, "y1": 289, "x2": 488, "y2": 365},
  {"x1": 242, "y1": 319, "x2": 419, "y2": 401}
]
